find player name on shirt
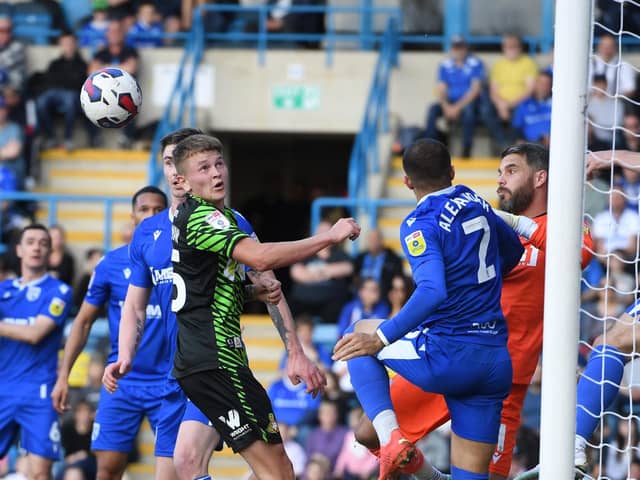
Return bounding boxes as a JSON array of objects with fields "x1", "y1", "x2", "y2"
[{"x1": 438, "y1": 191, "x2": 491, "y2": 232}]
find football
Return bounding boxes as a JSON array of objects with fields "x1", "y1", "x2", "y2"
[{"x1": 80, "y1": 67, "x2": 142, "y2": 128}]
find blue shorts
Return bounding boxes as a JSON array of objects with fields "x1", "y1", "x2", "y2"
[
  {"x1": 378, "y1": 333, "x2": 512, "y2": 444},
  {"x1": 0, "y1": 383, "x2": 61, "y2": 459},
  {"x1": 154, "y1": 379, "x2": 188, "y2": 457},
  {"x1": 92, "y1": 383, "x2": 165, "y2": 452},
  {"x1": 183, "y1": 397, "x2": 212, "y2": 426}
]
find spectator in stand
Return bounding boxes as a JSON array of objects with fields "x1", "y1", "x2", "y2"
[
  {"x1": 72, "y1": 248, "x2": 104, "y2": 313},
  {"x1": 425, "y1": 35, "x2": 484, "y2": 158},
  {"x1": 56, "y1": 400, "x2": 96, "y2": 480},
  {"x1": 305, "y1": 400, "x2": 349, "y2": 472},
  {"x1": 289, "y1": 220, "x2": 354, "y2": 323},
  {"x1": 482, "y1": 34, "x2": 538, "y2": 150},
  {"x1": 104, "y1": 0, "x2": 136, "y2": 29},
  {"x1": 512, "y1": 71, "x2": 553, "y2": 147},
  {"x1": 588, "y1": 74, "x2": 626, "y2": 152},
  {"x1": 89, "y1": 19, "x2": 139, "y2": 148},
  {"x1": 352, "y1": 228, "x2": 403, "y2": 298},
  {"x1": 603, "y1": 419, "x2": 640, "y2": 480},
  {"x1": 303, "y1": 454, "x2": 331, "y2": 480},
  {"x1": 267, "y1": 374, "x2": 321, "y2": 430},
  {"x1": 0, "y1": 95, "x2": 23, "y2": 184},
  {"x1": 337, "y1": 277, "x2": 389, "y2": 336},
  {"x1": 592, "y1": 34, "x2": 636, "y2": 100},
  {"x1": 127, "y1": 1, "x2": 164, "y2": 48},
  {"x1": 0, "y1": 16, "x2": 26, "y2": 98},
  {"x1": 48, "y1": 224, "x2": 75, "y2": 285},
  {"x1": 35, "y1": 32, "x2": 88, "y2": 151},
  {"x1": 261, "y1": 0, "x2": 326, "y2": 49},
  {"x1": 333, "y1": 406, "x2": 379, "y2": 480},
  {"x1": 623, "y1": 113, "x2": 640, "y2": 152},
  {"x1": 592, "y1": 186, "x2": 640, "y2": 260},
  {"x1": 279, "y1": 422, "x2": 307, "y2": 478},
  {"x1": 78, "y1": 1, "x2": 110, "y2": 49},
  {"x1": 387, "y1": 274, "x2": 414, "y2": 318},
  {"x1": 618, "y1": 165, "x2": 640, "y2": 211},
  {"x1": 279, "y1": 314, "x2": 333, "y2": 372}
]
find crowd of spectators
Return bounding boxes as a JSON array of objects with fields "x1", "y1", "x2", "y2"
[{"x1": 409, "y1": 32, "x2": 640, "y2": 160}]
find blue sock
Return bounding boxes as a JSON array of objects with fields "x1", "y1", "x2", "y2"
[
  {"x1": 576, "y1": 344, "x2": 626, "y2": 440},
  {"x1": 344, "y1": 326, "x2": 392, "y2": 420},
  {"x1": 450, "y1": 465, "x2": 487, "y2": 479}
]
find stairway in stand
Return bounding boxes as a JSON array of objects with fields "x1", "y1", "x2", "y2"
[
  {"x1": 379, "y1": 155, "x2": 501, "y2": 260},
  {"x1": 35, "y1": 148, "x2": 149, "y2": 261}
]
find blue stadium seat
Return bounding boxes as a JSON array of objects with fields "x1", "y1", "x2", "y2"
[{"x1": 12, "y1": 2, "x2": 53, "y2": 45}]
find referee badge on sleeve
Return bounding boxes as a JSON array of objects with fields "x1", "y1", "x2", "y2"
[
  {"x1": 49, "y1": 297, "x2": 66, "y2": 316},
  {"x1": 404, "y1": 230, "x2": 426, "y2": 256}
]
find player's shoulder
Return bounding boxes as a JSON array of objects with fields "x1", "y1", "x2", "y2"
[
  {"x1": 102, "y1": 244, "x2": 129, "y2": 266},
  {"x1": 139, "y1": 208, "x2": 170, "y2": 231},
  {"x1": 43, "y1": 275, "x2": 73, "y2": 299},
  {"x1": 231, "y1": 209, "x2": 256, "y2": 237}
]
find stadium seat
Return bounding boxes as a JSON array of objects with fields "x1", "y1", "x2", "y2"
[{"x1": 12, "y1": 2, "x2": 54, "y2": 45}]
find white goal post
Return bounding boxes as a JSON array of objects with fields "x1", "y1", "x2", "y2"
[{"x1": 539, "y1": 0, "x2": 592, "y2": 478}]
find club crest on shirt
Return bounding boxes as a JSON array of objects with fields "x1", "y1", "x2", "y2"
[
  {"x1": 205, "y1": 210, "x2": 231, "y2": 230},
  {"x1": 404, "y1": 230, "x2": 426, "y2": 256},
  {"x1": 48, "y1": 297, "x2": 66, "y2": 316},
  {"x1": 123, "y1": 268, "x2": 131, "y2": 279},
  {"x1": 26, "y1": 286, "x2": 41, "y2": 301}
]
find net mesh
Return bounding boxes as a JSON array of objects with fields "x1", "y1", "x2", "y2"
[{"x1": 579, "y1": 1, "x2": 640, "y2": 477}]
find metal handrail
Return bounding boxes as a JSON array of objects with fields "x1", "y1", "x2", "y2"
[{"x1": 0, "y1": 192, "x2": 130, "y2": 253}]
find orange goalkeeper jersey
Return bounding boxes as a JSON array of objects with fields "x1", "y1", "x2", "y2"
[{"x1": 502, "y1": 214, "x2": 593, "y2": 383}]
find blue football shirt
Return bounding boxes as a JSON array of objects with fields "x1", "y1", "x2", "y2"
[
  {"x1": 512, "y1": 96, "x2": 552, "y2": 142},
  {"x1": 378, "y1": 185, "x2": 523, "y2": 346},
  {"x1": 85, "y1": 245, "x2": 170, "y2": 384},
  {"x1": 0, "y1": 275, "x2": 73, "y2": 387},
  {"x1": 438, "y1": 55, "x2": 485, "y2": 103}
]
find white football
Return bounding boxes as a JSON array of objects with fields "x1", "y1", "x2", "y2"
[{"x1": 80, "y1": 67, "x2": 142, "y2": 128}]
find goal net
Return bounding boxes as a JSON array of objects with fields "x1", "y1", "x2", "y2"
[{"x1": 578, "y1": 1, "x2": 640, "y2": 478}]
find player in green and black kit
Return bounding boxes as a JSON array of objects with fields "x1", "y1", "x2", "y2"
[{"x1": 171, "y1": 134, "x2": 360, "y2": 479}]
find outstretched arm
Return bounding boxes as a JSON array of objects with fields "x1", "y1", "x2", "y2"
[
  {"x1": 232, "y1": 218, "x2": 360, "y2": 272},
  {"x1": 586, "y1": 150, "x2": 640, "y2": 178}
]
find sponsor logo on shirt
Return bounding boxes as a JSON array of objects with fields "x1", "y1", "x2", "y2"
[
  {"x1": 49, "y1": 297, "x2": 66, "y2": 316},
  {"x1": 150, "y1": 267, "x2": 173, "y2": 285},
  {"x1": 205, "y1": 210, "x2": 231, "y2": 230},
  {"x1": 404, "y1": 230, "x2": 426, "y2": 256}
]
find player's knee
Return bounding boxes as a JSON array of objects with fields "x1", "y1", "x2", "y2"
[{"x1": 173, "y1": 447, "x2": 206, "y2": 479}]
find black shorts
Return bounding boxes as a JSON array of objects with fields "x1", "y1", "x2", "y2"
[{"x1": 178, "y1": 367, "x2": 282, "y2": 452}]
